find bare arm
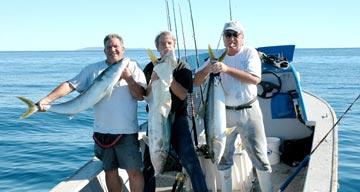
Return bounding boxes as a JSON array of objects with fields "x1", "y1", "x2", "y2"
[
  {"x1": 170, "y1": 79, "x2": 188, "y2": 101},
  {"x1": 37, "y1": 82, "x2": 75, "y2": 111},
  {"x1": 194, "y1": 63, "x2": 212, "y2": 85},
  {"x1": 145, "y1": 71, "x2": 158, "y2": 97},
  {"x1": 122, "y1": 68, "x2": 145, "y2": 101}
]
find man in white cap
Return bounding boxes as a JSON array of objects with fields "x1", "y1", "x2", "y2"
[{"x1": 194, "y1": 20, "x2": 273, "y2": 192}]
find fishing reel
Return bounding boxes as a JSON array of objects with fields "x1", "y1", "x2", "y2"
[{"x1": 257, "y1": 71, "x2": 282, "y2": 99}]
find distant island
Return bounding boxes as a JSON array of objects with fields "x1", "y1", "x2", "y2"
[{"x1": 77, "y1": 47, "x2": 147, "y2": 51}]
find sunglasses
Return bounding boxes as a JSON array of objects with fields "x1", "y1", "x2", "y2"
[{"x1": 224, "y1": 32, "x2": 240, "y2": 38}]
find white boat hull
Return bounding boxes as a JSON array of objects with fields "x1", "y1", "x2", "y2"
[{"x1": 50, "y1": 45, "x2": 338, "y2": 192}]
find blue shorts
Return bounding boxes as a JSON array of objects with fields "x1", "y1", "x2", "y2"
[{"x1": 94, "y1": 133, "x2": 142, "y2": 171}]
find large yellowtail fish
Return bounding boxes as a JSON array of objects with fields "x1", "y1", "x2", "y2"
[
  {"x1": 17, "y1": 58, "x2": 129, "y2": 119},
  {"x1": 145, "y1": 49, "x2": 177, "y2": 176},
  {"x1": 202, "y1": 45, "x2": 229, "y2": 164}
]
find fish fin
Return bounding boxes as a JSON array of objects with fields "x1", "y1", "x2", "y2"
[
  {"x1": 226, "y1": 126, "x2": 236, "y2": 135},
  {"x1": 147, "y1": 48, "x2": 158, "y2": 65},
  {"x1": 208, "y1": 44, "x2": 215, "y2": 61},
  {"x1": 218, "y1": 48, "x2": 229, "y2": 62},
  {"x1": 16, "y1": 96, "x2": 39, "y2": 119},
  {"x1": 142, "y1": 135, "x2": 149, "y2": 146},
  {"x1": 105, "y1": 87, "x2": 114, "y2": 100},
  {"x1": 197, "y1": 105, "x2": 205, "y2": 117},
  {"x1": 208, "y1": 44, "x2": 228, "y2": 62}
]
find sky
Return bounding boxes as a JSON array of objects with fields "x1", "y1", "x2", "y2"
[{"x1": 1, "y1": 0, "x2": 359, "y2": 51}]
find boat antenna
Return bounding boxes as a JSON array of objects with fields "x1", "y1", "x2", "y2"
[
  {"x1": 279, "y1": 94, "x2": 360, "y2": 192},
  {"x1": 165, "y1": 0, "x2": 172, "y2": 31}
]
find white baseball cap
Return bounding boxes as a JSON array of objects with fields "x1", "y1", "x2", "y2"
[{"x1": 223, "y1": 20, "x2": 244, "y2": 33}]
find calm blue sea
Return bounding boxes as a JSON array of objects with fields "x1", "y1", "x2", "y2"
[{"x1": 0, "y1": 48, "x2": 359, "y2": 191}]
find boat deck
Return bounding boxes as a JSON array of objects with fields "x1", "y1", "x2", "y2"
[
  {"x1": 155, "y1": 162, "x2": 306, "y2": 192},
  {"x1": 50, "y1": 155, "x2": 305, "y2": 192}
]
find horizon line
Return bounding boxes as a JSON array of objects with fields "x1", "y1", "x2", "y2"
[{"x1": 1, "y1": 46, "x2": 360, "y2": 52}]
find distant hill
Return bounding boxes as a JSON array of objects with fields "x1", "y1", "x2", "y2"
[
  {"x1": 77, "y1": 47, "x2": 147, "y2": 51},
  {"x1": 77, "y1": 47, "x2": 102, "y2": 51}
]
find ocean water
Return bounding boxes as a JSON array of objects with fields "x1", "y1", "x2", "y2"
[{"x1": 0, "y1": 48, "x2": 359, "y2": 191}]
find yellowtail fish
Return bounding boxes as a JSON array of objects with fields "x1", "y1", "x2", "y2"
[
  {"x1": 145, "y1": 49, "x2": 177, "y2": 176},
  {"x1": 202, "y1": 45, "x2": 229, "y2": 164},
  {"x1": 17, "y1": 58, "x2": 129, "y2": 119}
]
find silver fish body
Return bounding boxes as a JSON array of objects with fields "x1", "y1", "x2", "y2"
[
  {"x1": 204, "y1": 74, "x2": 227, "y2": 164},
  {"x1": 145, "y1": 50, "x2": 177, "y2": 176},
  {"x1": 17, "y1": 58, "x2": 128, "y2": 119},
  {"x1": 202, "y1": 45, "x2": 229, "y2": 164}
]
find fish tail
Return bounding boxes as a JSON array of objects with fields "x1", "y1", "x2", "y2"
[
  {"x1": 207, "y1": 44, "x2": 228, "y2": 62},
  {"x1": 225, "y1": 126, "x2": 236, "y2": 135},
  {"x1": 208, "y1": 44, "x2": 215, "y2": 60},
  {"x1": 147, "y1": 48, "x2": 158, "y2": 65},
  {"x1": 218, "y1": 48, "x2": 229, "y2": 62},
  {"x1": 16, "y1": 96, "x2": 38, "y2": 119},
  {"x1": 142, "y1": 135, "x2": 149, "y2": 146}
]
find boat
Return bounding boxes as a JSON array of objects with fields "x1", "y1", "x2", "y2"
[{"x1": 50, "y1": 45, "x2": 338, "y2": 191}]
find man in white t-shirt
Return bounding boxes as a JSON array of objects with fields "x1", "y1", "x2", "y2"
[
  {"x1": 37, "y1": 34, "x2": 146, "y2": 192},
  {"x1": 194, "y1": 21, "x2": 273, "y2": 192}
]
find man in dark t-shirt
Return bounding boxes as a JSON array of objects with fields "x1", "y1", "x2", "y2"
[{"x1": 142, "y1": 31, "x2": 207, "y2": 192}]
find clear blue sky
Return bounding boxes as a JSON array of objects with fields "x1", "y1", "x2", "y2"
[{"x1": 1, "y1": 0, "x2": 359, "y2": 51}]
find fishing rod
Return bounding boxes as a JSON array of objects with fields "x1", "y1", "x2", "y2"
[
  {"x1": 187, "y1": 0, "x2": 205, "y2": 102},
  {"x1": 229, "y1": 0, "x2": 232, "y2": 21},
  {"x1": 178, "y1": 4, "x2": 187, "y2": 60},
  {"x1": 187, "y1": 0, "x2": 199, "y2": 69},
  {"x1": 187, "y1": 0, "x2": 206, "y2": 149},
  {"x1": 179, "y1": 3, "x2": 199, "y2": 148},
  {"x1": 165, "y1": 0, "x2": 172, "y2": 31},
  {"x1": 279, "y1": 94, "x2": 360, "y2": 192},
  {"x1": 171, "y1": 0, "x2": 181, "y2": 58},
  {"x1": 216, "y1": 0, "x2": 233, "y2": 51},
  {"x1": 164, "y1": 3, "x2": 197, "y2": 191}
]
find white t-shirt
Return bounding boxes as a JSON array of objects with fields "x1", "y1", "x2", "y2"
[
  {"x1": 197, "y1": 46, "x2": 261, "y2": 106},
  {"x1": 68, "y1": 58, "x2": 147, "y2": 134}
]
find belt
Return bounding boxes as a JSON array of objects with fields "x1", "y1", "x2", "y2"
[{"x1": 226, "y1": 98, "x2": 257, "y2": 110}]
